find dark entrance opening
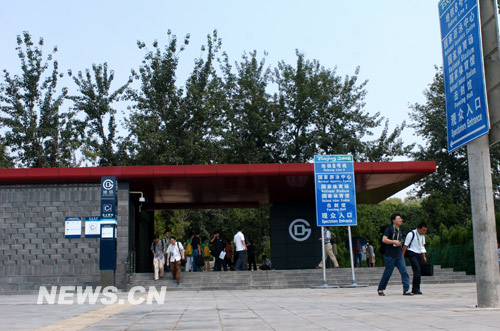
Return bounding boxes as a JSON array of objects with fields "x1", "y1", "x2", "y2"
[{"x1": 122, "y1": 162, "x2": 435, "y2": 273}]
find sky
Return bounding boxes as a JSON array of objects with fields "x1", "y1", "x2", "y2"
[{"x1": 0, "y1": 0, "x2": 446, "y2": 198}]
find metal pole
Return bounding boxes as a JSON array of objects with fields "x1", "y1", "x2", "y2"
[
  {"x1": 321, "y1": 226, "x2": 327, "y2": 286},
  {"x1": 347, "y1": 226, "x2": 357, "y2": 285}
]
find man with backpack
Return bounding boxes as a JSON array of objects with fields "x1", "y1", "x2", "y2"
[
  {"x1": 402, "y1": 222, "x2": 428, "y2": 295},
  {"x1": 151, "y1": 235, "x2": 165, "y2": 281},
  {"x1": 184, "y1": 233, "x2": 193, "y2": 272},
  {"x1": 166, "y1": 236, "x2": 185, "y2": 285},
  {"x1": 377, "y1": 213, "x2": 412, "y2": 296},
  {"x1": 201, "y1": 237, "x2": 211, "y2": 271}
]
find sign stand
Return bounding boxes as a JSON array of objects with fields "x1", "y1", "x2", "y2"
[
  {"x1": 340, "y1": 226, "x2": 368, "y2": 288},
  {"x1": 312, "y1": 227, "x2": 338, "y2": 289},
  {"x1": 312, "y1": 155, "x2": 366, "y2": 289}
]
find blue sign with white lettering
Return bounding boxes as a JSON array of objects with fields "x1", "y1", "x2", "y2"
[
  {"x1": 100, "y1": 176, "x2": 117, "y2": 219},
  {"x1": 439, "y1": 0, "x2": 490, "y2": 152},
  {"x1": 314, "y1": 155, "x2": 357, "y2": 227}
]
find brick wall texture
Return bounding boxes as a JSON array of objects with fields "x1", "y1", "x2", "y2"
[{"x1": 0, "y1": 183, "x2": 130, "y2": 292}]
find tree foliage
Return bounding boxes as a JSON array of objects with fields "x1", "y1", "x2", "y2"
[
  {"x1": 122, "y1": 30, "x2": 189, "y2": 165},
  {"x1": 67, "y1": 63, "x2": 131, "y2": 166},
  {"x1": 409, "y1": 67, "x2": 500, "y2": 213},
  {"x1": 0, "y1": 32, "x2": 79, "y2": 167}
]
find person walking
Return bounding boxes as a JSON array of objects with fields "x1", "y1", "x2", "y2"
[
  {"x1": 166, "y1": 236, "x2": 185, "y2": 285},
  {"x1": 150, "y1": 235, "x2": 165, "y2": 281},
  {"x1": 233, "y1": 226, "x2": 247, "y2": 271},
  {"x1": 402, "y1": 222, "x2": 428, "y2": 295},
  {"x1": 377, "y1": 213, "x2": 412, "y2": 296},
  {"x1": 315, "y1": 227, "x2": 339, "y2": 269}
]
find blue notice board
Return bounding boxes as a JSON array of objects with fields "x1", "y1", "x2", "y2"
[
  {"x1": 314, "y1": 155, "x2": 357, "y2": 227},
  {"x1": 439, "y1": 0, "x2": 490, "y2": 152}
]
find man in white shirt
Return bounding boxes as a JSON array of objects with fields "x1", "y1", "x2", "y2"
[
  {"x1": 402, "y1": 222, "x2": 428, "y2": 295},
  {"x1": 166, "y1": 236, "x2": 185, "y2": 285},
  {"x1": 316, "y1": 227, "x2": 339, "y2": 269},
  {"x1": 233, "y1": 226, "x2": 247, "y2": 271}
]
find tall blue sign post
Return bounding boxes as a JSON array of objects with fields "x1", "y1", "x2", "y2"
[
  {"x1": 314, "y1": 155, "x2": 360, "y2": 287},
  {"x1": 100, "y1": 176, "x2": 118, "y2": 287},
  {"x1": 439, "y1": 0, "x2": 500, "y2": 307},
  {"x1": 439, "y1": 0, "x2": 490, "y2": 152}
]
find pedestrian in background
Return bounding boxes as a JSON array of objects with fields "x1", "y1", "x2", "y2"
[
  {"x1": 316, "y1": 227, "x2": 339, "y2": 269},
  {"x1": 233, "y1": 226, "x2": 247, "y2": 271},
  {"x1": 151, "y1": 235, "x2": 165, "y2": 281}
]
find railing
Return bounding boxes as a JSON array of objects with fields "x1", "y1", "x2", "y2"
[{"x1": 126, "y1": 250, "x2": 136, "y2": 274}]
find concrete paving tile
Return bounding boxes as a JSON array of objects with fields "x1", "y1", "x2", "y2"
[{"x1": 2, "y1": 283, "x2": 500, "y2": 330}]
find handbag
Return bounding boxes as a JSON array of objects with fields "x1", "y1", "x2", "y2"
[
  {"x1": 196, "y1": 255, "x2": 205, "y2": 266},
  {"x1": 421, "y1": 262, "x2": 434, "y2": 276}
]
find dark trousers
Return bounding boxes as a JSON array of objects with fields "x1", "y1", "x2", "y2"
[
  {"x1": 248, "y1": 254, "x2": 257, "y2": 270},
  {"x1": 214, "y1": 256, "x2": 224, "y2": 271},
  {"x1": 224, "y1": 257, "x2": 232, "y2": 270},
  {"x1": 408, "y1": 251, "x2": 423, "y2": 292},
  {"x1": 234, "y1": 250, "x2": 247, "y2": 271}
]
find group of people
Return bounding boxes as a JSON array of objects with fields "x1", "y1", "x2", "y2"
[
  {"x1": 151, "y1": 226, "x2": 272, "y2": 284},
  {"x1": 377, "y1": 213, "x2": 428, "y2": 296},
  {"x1": 353, "y1": 239, "x2": 376, "y2": 268},
  {"x1": 315, "y1": 229, "x2": 376, "y2": 269},
  {"x1": 313, "y1": 213, "x2": 430, "y2": 296},
  {"x1": 151, "y1": 214, "x2": 430, "y2": 295}
]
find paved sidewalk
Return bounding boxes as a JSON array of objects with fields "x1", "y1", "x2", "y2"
[{"x1": 0, "y1": 283, "x2": 499, "y2": 330}]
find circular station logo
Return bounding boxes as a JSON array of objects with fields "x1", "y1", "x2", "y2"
[
  {"x1": 102, "y1": 179, "x2": 115, "y2": 191},
  {"x1": 288, "y1": 219, "x2": 312, "y2": 242}
]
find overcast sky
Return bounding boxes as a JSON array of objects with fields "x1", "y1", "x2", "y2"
[{"x1": 0, "y1": 1, "x2": 445, "y2": 198}]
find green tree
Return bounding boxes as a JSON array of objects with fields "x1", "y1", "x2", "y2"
[
  {"x1": 68, "y1": 63, "x2": 131, "y2": 166},
  {"x1": 177, "y1": 30, "x2": 224, "y2": 164},
  {"x1": 409, "y1": 68, "x2": 469, "y2": 201},
  {"x1": 409, "y1": 67, "x2": 500, "y2": 212},
  {"x1": 0, "y1": 32, "x2": 79, "y2": 167},
  {"x1": 0, "y1": 143, "x2": 12, "y2": 168},
  {"x1": 124, "y1": 30, "x2": 189, "y2": 165},
  {"x1": 219, "y1": 51, "x2": 278, "y2": 163},
  {"x1": 274, "y1": 51, "x2": 411, "y2": 162},
  {"x1": 273, "y1": 52, "x2": 318, "y2": 162}
]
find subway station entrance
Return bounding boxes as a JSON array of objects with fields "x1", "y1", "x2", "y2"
[
  {"x1": 121, "y1": 162, "x2": 436, "y2": 271},
  {"x1": 0, "y1": 161, "x2": 435, "y2": 290}
]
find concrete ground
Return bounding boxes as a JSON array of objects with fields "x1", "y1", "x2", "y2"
[{"x1": 1, "y1": 283, "x2": 499, "y2": 331}]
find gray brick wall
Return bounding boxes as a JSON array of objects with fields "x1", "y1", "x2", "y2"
[{"x1": 0, "y1": 183, "x2": 130, "y2": 292}]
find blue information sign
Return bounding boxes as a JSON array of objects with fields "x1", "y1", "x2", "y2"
[
  {"x1": 314, "y1": 155, "x2": 357, "y2": 227},
  {"x1": 439, "y1": 0, "x2": 490, "y2": 152},
  {"x1": 100, "y1": 176, "x2": 117, "y2": 219}
]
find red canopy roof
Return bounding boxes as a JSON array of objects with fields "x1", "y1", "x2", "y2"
[{"x1": 0, "y1": 161, "x2": 435, "y2": 208}]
